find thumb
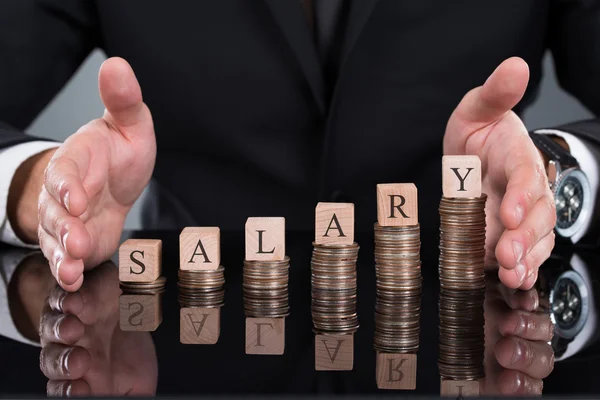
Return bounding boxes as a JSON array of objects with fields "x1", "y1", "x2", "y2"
[
  {"x1": 98, "y1": 57, "x2": 153, "y2": 134},
  {"x1": 445, "y1": 57, "x2": 529, "y2": 152}
]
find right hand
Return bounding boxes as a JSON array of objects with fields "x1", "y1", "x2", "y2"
[{"x1": 38, "y1": 57, "x2": 156, "y2": 291}]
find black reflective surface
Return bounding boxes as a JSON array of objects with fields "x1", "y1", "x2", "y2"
[{"x1": 1, "y1": 230, "x2": 599, "y2": 396}]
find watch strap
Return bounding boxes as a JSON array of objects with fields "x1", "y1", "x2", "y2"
[{"x1": 530, "y1": 132, "x2": 578, "y2": 168}]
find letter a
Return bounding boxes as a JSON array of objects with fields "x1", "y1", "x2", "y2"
[
  {"x1": 188, "y1": 239, "x2": 211, "y2": 263},
  {"x1": 324, "y1": 214, "x2": 346, "y2": 237}
]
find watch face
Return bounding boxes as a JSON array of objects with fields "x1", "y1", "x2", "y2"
[
  {"x1": 553, "y1": 169, "x2": 592, "y2": 239},
  {"x1": 555, "y1": 176, "x2": 585, "y2": 230},
  {"x1": 552, "y1": 278, "x2": 582, "y2": 331}
]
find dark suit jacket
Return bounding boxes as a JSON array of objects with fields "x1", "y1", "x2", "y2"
[{"x1": 1, "y1": 0, "x2": 600, "y2": 232}]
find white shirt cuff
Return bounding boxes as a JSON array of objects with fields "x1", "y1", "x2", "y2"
[
  {"x1": 0, "y1": 141, "x2": 60, "y2": 248},
  {"x1": 534, "y1": 129, "x2": 599, "y2": 243}
]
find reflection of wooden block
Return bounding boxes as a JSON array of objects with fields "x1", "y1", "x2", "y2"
[
  {"x1": 442, "y1": 156, "x2": 482, "y2": 198},
  {"x1": 315, "y1": 334, "x2": 353, "y2": 370},
  {"x1": 119, "y1": 294, "x2": 162, "y2": 331},
  {"x1": 180, "y1": 307, "x2": 220, "y2": 344},
  {"x1": 440, "y1": 379, "x2": 479, "y2": 397},
  {"x1": 376, "y1": 353, "x2": 417, "y2": 390},
  {"x1": 119, "y1": 239, "x2": 162, "y2": 282},
  {"x1": 179, "y1": 227, "x2": 220, "y2": 270},
  {"x1": 245, "y1": 318, "x2": 285, "y2": 355},
  {"x1": 315, "y1": 203, "x2": 354, "y2": 244},
  {"x1": 245, "y1": 218, "x2": 285, "y2": 261},
  {"x1": 377, "y1": 184, "x2": 418, "y2": 226}
]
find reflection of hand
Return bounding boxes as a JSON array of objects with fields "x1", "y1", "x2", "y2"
[
  {"x1": 444, "y1": 57, "x2": 555, "y2": 290},
  {"x1": 483, "y1": 279, "x2": 555, "y2": 395},
  {"x1": 38, "y1": 262, "x2": 157, "y2": 396}
]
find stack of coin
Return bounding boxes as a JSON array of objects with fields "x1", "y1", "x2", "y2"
[
  {"x1": 243, "y1": 257, "x2": 290, "y2": 318},
  {"x1": 438, "y1": 195, "x2": 487, "y2": 290},
  {"x1": 178, "y1": 266, "x2": 225, "y2": 308},
  {"x1": 438, "y1": 288, "x2": 486, "y2": 380},
  {"x1": 311, "y1": 242, "x2": 360, "y2": 334},
  {"x1": 373, "y1": 223, "x2": 422, "y2": 353},
  {"x1": 120, "y1": 276, "x2": 167, "y2": 295}
]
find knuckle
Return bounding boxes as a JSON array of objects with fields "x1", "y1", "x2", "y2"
[
  {"x1": 523, "y1": 340, "x2": 536, "y2": 369},
  {"x1": 524, "y1": 226, "x2": 536, "y2": 249}
]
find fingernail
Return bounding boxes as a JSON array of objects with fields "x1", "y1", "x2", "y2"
[
  {"x1": 50, "y1": 287, "x2": 67, "y2": 312},
  {"x1": 55, "y1": 254, "x2": 64, "y2": 286},
  {"x1": 511, "y1": 340, "x2": 525, "y2": 365},
  {"x1": 59, "y1": 347, "x2": 74, "y2": 376},
  {"x1": 514, "y1": 314, "x2": 527, "y2": 335},
  {"x1": 528, "y1": 290, "x2": 539, "y2": 311},
  {"x1": 63, "y1": 191, "x2": 71, "y2": 213},
  {"x1": 513, "y1": 241, "x2": 524, "y2": 263},
  {"x1": 515, "y1": 263, "x2": 526, "y2": 284},
  {"x1": 65, "y1": 383, "x2": 72, "y2": 397},
  {"x1": 53, "y1": 314, "x2": 67, "y2": 340},
  {"x1": 515, "y1": 204, "x2": 524, "y2": 225},
  {"x1": 61, "y1": 231, "x2": 69, "y2": 254}
]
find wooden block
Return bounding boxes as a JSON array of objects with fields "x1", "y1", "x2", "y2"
[
  {"x1": 376, "y1": 353, "x2": 417, "y2": 390},
  {"x1": 179, "y1": 227, "x2": 220, "y2": 270},
  {"x1": 245, "y1": 317, "x2": 285, "y2": 355},
  {"x1": 180, "y1": 307, "x2": 220, "y2": 344},
  {"x1": 118, "y1": 239, "x2": 162, "y2": 282},
  {"x1": 442, "y1": 155, "x2": 482, "y2": 198},
  {"x1": 440, "y1": 379, "x2": 480, "y2": 397},
  {"x1": 315, "y1": 203, "x2": 354, "y2": 244},
  {"x1": 119, "y1": 294, "x2": 162, "y2": 331},
  {"x1": 377, "y1": 184, "x2": 418, "y2": 226},
  {"x1": 245, "y1": 217, "x2": 285, "y2": 261},
  {"x1": 315, "y1": 334, "x2": 353, "y2": 370}
]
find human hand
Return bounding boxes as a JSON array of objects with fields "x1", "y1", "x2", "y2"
[
  {"x1": 39, "y1": 262, "x2": 157, "y2": 396},
  {"x1": 444, "y1": 57, "x2": 556, "y2": 289},
  {"x1": 482, "y1": 277, "x2": 555, "y2": 396},
  {"x1": 37, "y1": 57, "x2": 156, "y2": 291}
]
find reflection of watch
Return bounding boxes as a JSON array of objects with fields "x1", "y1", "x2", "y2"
[{"x1": 530, "y1": 133, "x2": 593, "y2": 243}]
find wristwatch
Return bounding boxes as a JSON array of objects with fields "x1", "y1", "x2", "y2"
[{"x1": 530, "y1": 132, "x2": 593, "y2": 243}]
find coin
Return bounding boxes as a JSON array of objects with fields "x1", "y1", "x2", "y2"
[
  {"x1": 178, "y1": 267, "x2": 226, "y2": 308},
  {"x1": 311, "y1": 242, "x2": 360, "y2": 335},
  {"x1": 373, "y1": 223, "x2": 422, "y2": 354},
  {"x1": 243, "y1": 256, "x2": 290, "y2": 318},
  {"x1": 120, "y1": 276, "x2": 167, "y2": 294}
]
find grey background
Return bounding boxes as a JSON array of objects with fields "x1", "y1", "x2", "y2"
[{"x1": 26, "y1": 50, "x2": 595, "y2": 229}]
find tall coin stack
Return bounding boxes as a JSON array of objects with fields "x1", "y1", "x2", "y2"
[
  {"x1": 438, "y1": 156, "x2": 487, "y2": 397},
  {"x1": 374, "y1": 184, "x2": 421, "y2": 390},
  {"x1": 244, "y1": 217, "x2": 288, "y2": 355},
  {"x1": 179, "y1": 227, "x2": 224, "y2": 345},
  {"x1": 312, "y1": 202, "x2": 358, "y2": 371}
]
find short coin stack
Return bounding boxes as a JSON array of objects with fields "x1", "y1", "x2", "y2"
[
  {"x1": 311, "y1": 243, "x2": 360, "y2": 334},
  {"x1": 243, "y1": 257, "x2": 290, "y2": 318},
  {"x1": 120, "y1": 275, "x2": 167, "y2": 295},
  {"x1": 438, "y1": 155, "x2": 487, "y2": 397},
  {"x1": 178, "y1": 267, "x2": 225, "y2": 308},
  {"x1": 374, "y1": 223, "x2": 422, "y2": 354}
]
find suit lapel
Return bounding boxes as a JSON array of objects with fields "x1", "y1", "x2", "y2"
[
  {"x1": 339, "y1": 0, "x2": 381, "y2": 69},
  {"x1": 264, "y1": 0, "x2": 326, "y2": 114}
]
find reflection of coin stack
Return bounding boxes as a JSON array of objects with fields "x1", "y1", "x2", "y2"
[
  {"x1": 118, "y1": 239, "x2": 165, "y2": 332},
  {"x1": 179, "y1": 227, "x2": 224, "y2": 345},
  {"x1": 312, "y1": 202, "x2": 359, "y2": 371},
  {"x1": 374, "y1": 184, "x2": 421, "y2": 390},
  {"x1": 244, "y1": 217, "x2": 288, "y2": 355},
  {"x1": 438, "y1": 156, "x2": 487, "y2": 397}
]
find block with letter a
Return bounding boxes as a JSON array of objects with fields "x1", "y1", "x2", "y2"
[
  {"x1": 245, "y1": 217, "x2": 285, "y2": 261},
  {"x1": 180, "y1": 307, "x2": 220, "y2": 344},
  {"x1": 245, "y1": 317, "x2": 285, "y2": 355},
  {"x1": 442, "y1": 155, "x2": 482, "y2": 198},
  {"x1": 118, "y1": 239, "x2": 162, "y2": 282},
  {"x1": 179, "y1": 227, "x2": 220, "y2": 270},
  {"x1": 440, "y1": 379, "x2": 480, "y2": 397},
  {"x1": 119, "y1": 294, "x2": 162, "y2": 332},
  {"x1": 315, "y1": 334, "x2": 354, "y2": 370},
  {"x1": 377, "y1": 183, "x2": 418, "y2": 226},
  {"x1": 315, "y1": 202, "x2": 354, "y2": 244},
  {"x1": 376, "y1": 353, "x2": 417, "y2": 390}
]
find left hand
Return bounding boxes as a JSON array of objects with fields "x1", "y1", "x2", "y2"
[{"x1": 444, "y1": 57, "x2": 556, "y2": 289}]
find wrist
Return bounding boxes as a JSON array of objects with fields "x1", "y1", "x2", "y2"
[{"x1": 7, "y1": 149, "x2": 57, "y2": 244}]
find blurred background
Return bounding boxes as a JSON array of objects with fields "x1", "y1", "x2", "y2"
[{"x1": 27, "y1": 50, "x2": 595, "y2": 229}]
